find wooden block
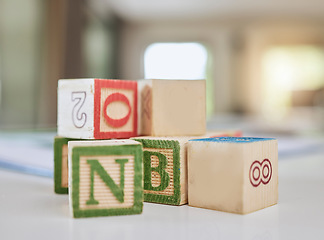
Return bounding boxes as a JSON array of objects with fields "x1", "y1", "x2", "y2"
[
  {"x1": 54, "y1": 137, "x2": 88, "y2": 194},
  {"x1": 54, "y1": 137, "x2": 72, "y2": 194},
  {"x1": 138, "y1": 79, "x2": 206, "y2": 136},
  {"x1": 132, "y1": 136, "x2": 191, "y2": 205},
  {"x1": 58, "y1": 78, "x2": 138, "y2": 139},
  {"x1": 188, "y1": 137, "x2": 278, "y2": 214},
  {"x1": 68, "y1": 139, "x2": 143, "y2": 218}
]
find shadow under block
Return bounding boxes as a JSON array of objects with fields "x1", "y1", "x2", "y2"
[
  {"x1": 68, "y1": 140, "x2": 143, "y2": 218},
  {"x1": 188, "y1": 137, "x2": 278, "y2": 214},
  {"x1": 58, "y1": 78, "x2": 138, "y2": 139},
  {"x1": 132, "y1": 137, "x2": 191, "y2": 205},
  {"x1": 138, "y1": 79, "x2": 206, "y2": 136}
]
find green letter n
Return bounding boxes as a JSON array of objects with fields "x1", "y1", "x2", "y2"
[{"x1": 86, "y1": 158, "x2": 128, "y2": 205}]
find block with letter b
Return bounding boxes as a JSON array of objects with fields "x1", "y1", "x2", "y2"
[
  {"x1": 132, "y1": 137, "x2": 190, "y2": 205},
  {"x1": 188, "y1": 137, "x2": 278, "y2": 214},
  {"x1": 138, "y1": 79, "x2": 206, "y2": 136},
  {"x1": 58, "y1": 79, "x2": 137, "y2": 139},
  {"x1": 68, "y1": 139, "x2": 143, "y2": 218}
]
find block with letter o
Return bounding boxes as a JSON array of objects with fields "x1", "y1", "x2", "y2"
[
  {"x1": 94, "y1": 79, "x2": 137, "y2": 139},
  {"x1": 57, "y1": 79, "x2": 138, "y2": 139}
]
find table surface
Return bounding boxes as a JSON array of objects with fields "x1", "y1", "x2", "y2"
[{"x1": 0, "y1": 136, "x2": 324, "y2": 240}]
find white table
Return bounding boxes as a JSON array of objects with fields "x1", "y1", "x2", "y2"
[{"x1": 1, "y1": 143, "x2": 323, "y2": 240}]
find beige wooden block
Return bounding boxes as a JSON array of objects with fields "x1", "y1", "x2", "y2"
[
  {"x1": 68, "y1": 139, "x2": 143, "y2": 218},
  {"x1": 188, "y1": 137, "x2": 278, "y2": 214},
  {"x1": 138, "y1": 79, "x2": 206, "y2": 136},
  {"x1": 58, "y1": 78, "x2": 138, "y2": 139}
]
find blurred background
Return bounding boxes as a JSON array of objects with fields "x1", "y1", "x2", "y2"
[
  {"x1": 1, "y1": 0, "x2": 324, "y2": 134},
  {"x1": 1, "y1": 2, "x2": 324, "y2": 235}
]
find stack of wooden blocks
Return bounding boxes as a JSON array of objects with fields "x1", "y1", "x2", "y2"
[{"x1": 54, "y1": 78, "x2": 278, "y2": 218}]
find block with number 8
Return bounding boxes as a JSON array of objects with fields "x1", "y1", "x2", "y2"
[
  {"x1": 188, "y1": 137, "x2": 278, "y2": 214},
  {"x1": 58, "y1": 79, "x2": 138, "y2": 139}
]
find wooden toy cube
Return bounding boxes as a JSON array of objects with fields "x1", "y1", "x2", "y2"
[
  {"x1": 188, "y1": 137, "x2": 278, "y2": 214},
  {"x1": 138, "y1": 79, "x2": 206, "y2": 136},
  {"x1": 68, "y1": 139, "x2": 143, "y2": 218},
  {"x1": 54, "y1": 137, "x2": 88, "y2": 194},
  {"x1": 132, "y1": 137, "x2": 190, "y2": 205},
  {"x1": 54, "y1": 137, "x2": 72, "y2": 194},
  {"x1": 58, "y1": 78, "x2": 137, "y2": 139}
]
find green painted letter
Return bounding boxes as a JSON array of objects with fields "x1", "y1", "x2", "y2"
[{"x1": 86, "y1": 158, "x2": 128, "y2": 205}]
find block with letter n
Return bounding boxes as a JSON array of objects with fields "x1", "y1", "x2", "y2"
[
  {"x1": 132, "y1": 137, "x2": 189, "y2": 205},
  {"x1": 57, "y1": 78, "x2": 138, "y2": 139},
  {"x1": 68, "y1": 140, "x2": 143, "y2": 218}
]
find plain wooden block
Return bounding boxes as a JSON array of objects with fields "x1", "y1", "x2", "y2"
[
  {"x1": 138, "y1": 79, "x2": 206, "y2": 136},
  {"x1": 132, "y1": 136, "x2": 191, "y2": 205},
  {"x1": 188, "y1": 137, "x2": 278, "y2": 214},
  {"x1": 68, "y1": 139, "x2": 143, "y2": 218},
  {"x1": 58, "y1": 78, "x2": 138, "y2": 139}
]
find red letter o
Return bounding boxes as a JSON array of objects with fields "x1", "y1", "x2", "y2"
[{"x1": 103, "y1": 93, "x2": 131, "y2": 128}]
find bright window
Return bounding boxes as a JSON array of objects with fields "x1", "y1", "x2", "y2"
[
  {"x1": 144, "y1": 42, "x2": 208, "y2": 79},
  {"x1": 262, "y1": 45, "x2": 324, "y2": 119}
]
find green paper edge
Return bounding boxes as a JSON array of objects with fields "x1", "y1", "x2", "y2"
[
  {"x1": 71, "y1": 144, "x2": 143, "y2": 218},
  {"x1": 132, "y1": 138, "x2": 181, "y2": 205}
]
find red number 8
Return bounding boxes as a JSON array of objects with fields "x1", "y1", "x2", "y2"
[{"x1": 249, "y1": 159, "x2": 272, "y2": 187}]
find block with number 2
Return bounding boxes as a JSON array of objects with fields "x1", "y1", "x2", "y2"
[{"x1": 58, "y1": 79, "x2": 138, "y2": 139}]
